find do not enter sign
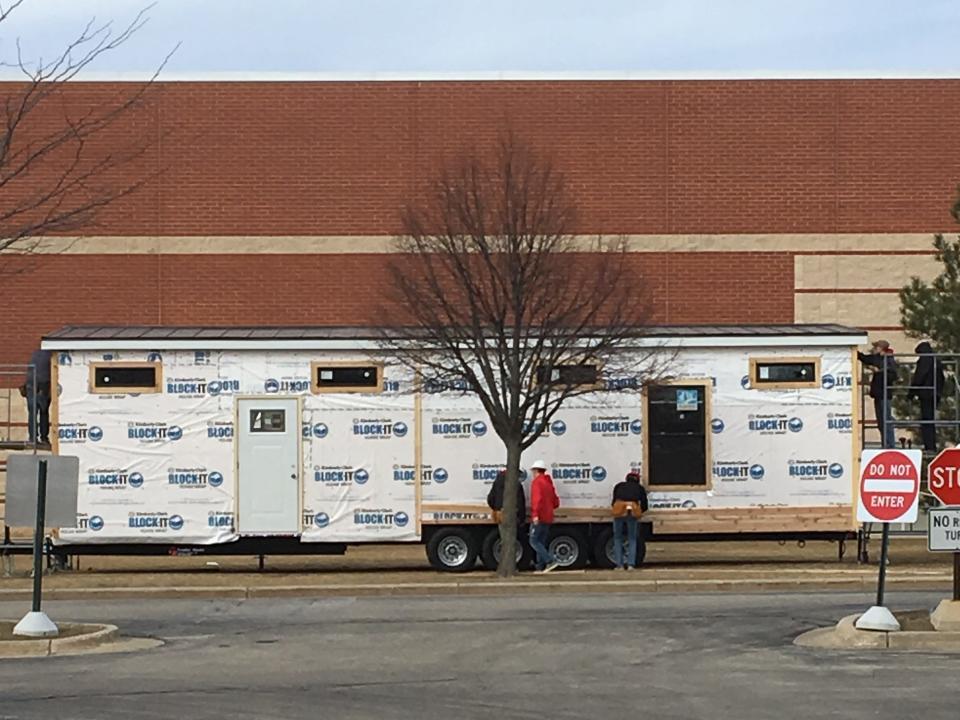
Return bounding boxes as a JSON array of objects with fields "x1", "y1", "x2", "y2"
[{"x1": 857, "y1": 449, "x2": 922, "y2": 524}]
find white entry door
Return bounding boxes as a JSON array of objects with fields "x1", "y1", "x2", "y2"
[{"x1": 237, "y1": 398, "x2": 300, "y2": 534}]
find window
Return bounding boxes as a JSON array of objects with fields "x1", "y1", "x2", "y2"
[
  {"x1": 749, "y1": 358, "x2": 820, "y2": 390},
  {"x1": 311, "y1": 362, "x2": 383, "y2": 393},
  {"x1": 89, "y1": 362, "x2": 161, "y2": 394},
  {"x1": 644, "y1": 383, "x2": 711, "y2": 489},
  {"x1": 250, "y1": 409, "x2": 286, "y2": 432},
  {"x1": 535, "y1": 363, "x2": 600, "y2": 388}
]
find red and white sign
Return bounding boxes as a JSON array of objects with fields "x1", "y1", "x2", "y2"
[
  {"x1": 928, "y1": 448, "x2": 960, "y2": 506},
  {"x1": 857, "y1": 449, "x2": 922, "y2": 523}
]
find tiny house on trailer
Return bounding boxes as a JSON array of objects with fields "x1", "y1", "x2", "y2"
[{"x1": 42, "y1": 323, "x2": 866, "y2": 571}]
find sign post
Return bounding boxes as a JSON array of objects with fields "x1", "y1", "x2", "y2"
[
  {"x1": 927, "y1": 508, "x2": 960, "y2": 600},
  {"x1": 855, "y1": 448, "x2": 922, "y2": 632},
  {"x1": 928, "y1": 448, "x2": 960, "y2": 615},
  {"x1": 6, "y1": 454, "x2": 80, "y2": 638}
]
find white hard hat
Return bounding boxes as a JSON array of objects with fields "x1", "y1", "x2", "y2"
[{"x1": 530, "y1": 459, "x2": 548, "y2": 471}]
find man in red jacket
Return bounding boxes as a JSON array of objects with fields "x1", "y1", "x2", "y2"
[{"x1": 528, "y1": 459, "x2": 560, "y2": 573}]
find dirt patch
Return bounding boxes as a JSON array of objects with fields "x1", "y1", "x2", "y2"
[
  {"x1": 895, "y1": 610, "x2": 935, "y2": 632},
  {"x1": 0, "y1": 621, "x2": 102, "y2": 641}
]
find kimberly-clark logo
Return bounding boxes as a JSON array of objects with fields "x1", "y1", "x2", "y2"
[
  {"x1": 207, "y1": 511, "x2": 234, "y2": 529},
  {"x1": 711, "y1": 419, "x2": 725, "y2": 434},
  {"x1": 264, "y1": 377, "x2": 310, "y2": 394},
  {"x1": 58, "y1": 424, "x2": 103, "y2": 444},
  {"x1": 352, "y1": 508, "x2": 408, "y2": 529},
  {"x1": 302, "y1": 422, "x2": 329, "y2": 439},
  {"x1": 827, "y1": 413, "x2": 853, "y2": 434},
  {"x1": 353, "y1": 418, "x2": 407, "y2": 440},
  {"x1": 207, "y1": 422, "x2": 233, "y2": 441},
  {"x1": 313, "y1": 465, "x2": 367, "y2": 486},
  {"x1": 206, "y1": 378, "x2": 241, "y2": 396},
  {"x1": 747, "y1": 414, "x2": 801, "y2": 436},
  {"x1": 590, "y1": 416, "x2": 642, "y2": 437},
  {"x1": 432, "y1": 418, "x2": 486, "y2": 439},
  {"x1": 128, "y1": 422, "x2": 182, "y2": 443},
  {"x1": 788, "y1": 460, "x2": 844, "y2": 480},
  {"x1": 821, "y1": 373, "x2": 853, "y2": 391},
  {"x1": 127, "y1": 511, "x2": 183, "y2": 533},
  {"x1": 87, "y1": 468, "x2": 144, "y2": 490},
  {"x1": 713, "y1": 462, "x2": 764, "y2": 481},
  {"x1": 551, "y1": 463, "x2": 598, "y2": 482},
  {"x1": 302, "y1": 511, "x2": 330, "y2": 529},
  {"x1": 167, "y1": 467, "x2": 223, "y2": 489},
  {"x1": 166, "y1": 377, "x2": 210, "y2": 398},
  {"x1": 393, "y1": 465, "x2": 448, "y2": 483}
]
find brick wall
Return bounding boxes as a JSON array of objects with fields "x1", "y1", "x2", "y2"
[
  {"x1": 0, "y1": 251, "x2": 793, "y2": 373},
  {"x1": 1, "y1": 79, "x2": 958, "y2": 236}
]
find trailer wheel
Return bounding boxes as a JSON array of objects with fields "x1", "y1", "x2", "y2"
[
  {"x1": 547, "y1": 527, "x2": 588, "y2": 570},
  {"x1": 426, "y1": 528, "x2": 478, "y2": 573},
  {"x1": 480, "y1": 528, "x2": 531, "y2": 571},
  {"x1": 592, "y1": 526, "x2": 647, "y2": 568},
  {"x1": 591, "y1": 526, "x2": 616, "y2": 569}
]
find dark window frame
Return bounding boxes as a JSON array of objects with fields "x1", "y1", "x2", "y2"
[
  {"x1": 310, "y1": 362, "x2": 384, "y2": 394},
  {"x1": 535, "y1": 363, "x2": 602, "y2": 389},
  {"x1": 749, "y1": 357, "x2": 821, "y2": 390},
  {"x1": 249, "y1": 408, "x2": 287, "y2": 433},
  {"x1": 89, "y1": 362, "x2": 162, "y2": 394}
]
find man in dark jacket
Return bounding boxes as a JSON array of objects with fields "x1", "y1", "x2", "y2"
[
  {"x1": 486, "y1": 469, "x2": 527, "y2": 528},
  {"x1": 909, "y1": 341, "x2": 945, "y2": 452},
  {"x1": 858, "y1": 340, "x2": 898, "y2": 448},
  {"x1": 610, "y1": 472, "x2": 648, "y2": 570},
  {"x1": 21, "y1": 348, "x2": 52, "y2": 446}
]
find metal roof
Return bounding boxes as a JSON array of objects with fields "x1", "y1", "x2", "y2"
[{"x1": 42, "y1": 324, "x2": 867, "y2": 351}]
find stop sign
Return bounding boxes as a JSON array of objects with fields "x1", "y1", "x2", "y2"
[
  {"x1": 928, "y1": 448, "x2": 960, "y2": 506},
  {"x1": 857, "y1": 449, "x2": 922, "y2": 523}
]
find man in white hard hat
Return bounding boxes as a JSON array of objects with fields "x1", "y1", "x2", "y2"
[{"x1": 528, "y1": 459, "x2": 560, "y2": 573}]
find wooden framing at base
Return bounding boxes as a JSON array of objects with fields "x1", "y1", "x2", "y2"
[{"x1": 420, "y1": 503, "x2": 856, "y2": 533}]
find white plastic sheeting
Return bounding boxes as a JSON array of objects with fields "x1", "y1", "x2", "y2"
[{"x1": 51, "y1": 344, "x2": 856, "y2": 544}]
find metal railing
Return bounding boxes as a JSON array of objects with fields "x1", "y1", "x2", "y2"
[
  {"x1": 857, "y1": 351, "x2": 960, "y2": 559},
  {"x1": 1, "y1": 363, "x2": 40, "y2": 573}
]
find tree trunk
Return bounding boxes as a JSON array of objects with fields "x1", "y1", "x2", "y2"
[{"x1": 497, "y1": 436, "x2": 523, "y2": 578}]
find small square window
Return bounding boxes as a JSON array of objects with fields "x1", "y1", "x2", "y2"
[
  {"x1": 311, "y1": 362, "x2": 383, "y2": 393},
  {"x1": 749, "y1": 358, "x2": 820, "y2": 390},
  {"x1": 90, "y1": 362, "x2": 161, "y2": 394},
  {"x1": 250, "y1": 409, "x2": 286, "y2": 432}
]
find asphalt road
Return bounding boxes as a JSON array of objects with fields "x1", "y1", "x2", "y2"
[{"x1": 0, "y1": 591, "x2": 957, "y2": 719}]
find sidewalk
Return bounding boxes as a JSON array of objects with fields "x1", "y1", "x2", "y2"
[{"x1": 0, "y1": 537, "x2": 953, "y2": 601}]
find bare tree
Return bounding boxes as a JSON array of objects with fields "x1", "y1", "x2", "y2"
[
  {"x1": 381, "y1": 134, "x2": 669, "y2": 577},
  {"x1": 0, "y1": 1, "x2": 174, "y2": 265}
]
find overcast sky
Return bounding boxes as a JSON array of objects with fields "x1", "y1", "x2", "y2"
[{"x1": 1, "y1": 0, "x2": 958, "y2": 77}]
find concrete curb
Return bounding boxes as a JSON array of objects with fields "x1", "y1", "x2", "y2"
[
  {"x1": 0, "y1": 574, "x2": 953, "y2": 601},
  {"x1": 795, "y1": 613, "x2": 960, "y2": 652},
  {"x1": 0, "y1": 623, "x2": 117, "y2": 658}
]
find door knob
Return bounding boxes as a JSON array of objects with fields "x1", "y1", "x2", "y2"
[{"x1": 290, "y1": 473, "x2": 297, "y2": 479}]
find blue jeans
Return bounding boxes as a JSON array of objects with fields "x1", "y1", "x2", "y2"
[
  {"x1": 613, "y1": 515, "x2": 638, "y2": 568},
  {"x1": 26, "y1": 387, "x2": 51, "y2": 443},
  {"x1": 528, "y1": 523, "x2": 553, "y2": 570},
  {"x1": 874, "y1": 396, "x2": 895, "y2": 448}
]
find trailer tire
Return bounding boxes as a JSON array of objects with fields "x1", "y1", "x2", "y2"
[
  {"x1": 480, "y1": 528, "x2": 532, "y2": 571},
  {"x1": 547, "y1": 527, "x2": 588, "y2": 570},
  {"x1": 591, "y1": 526, "x2": 616, "y2": 569},
  {"x1": 426, "y1": 528, "x2": 479, "y2": 573},
  {"x1": 593, "y1": 525, "x2": 648, "y2": 568}
]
